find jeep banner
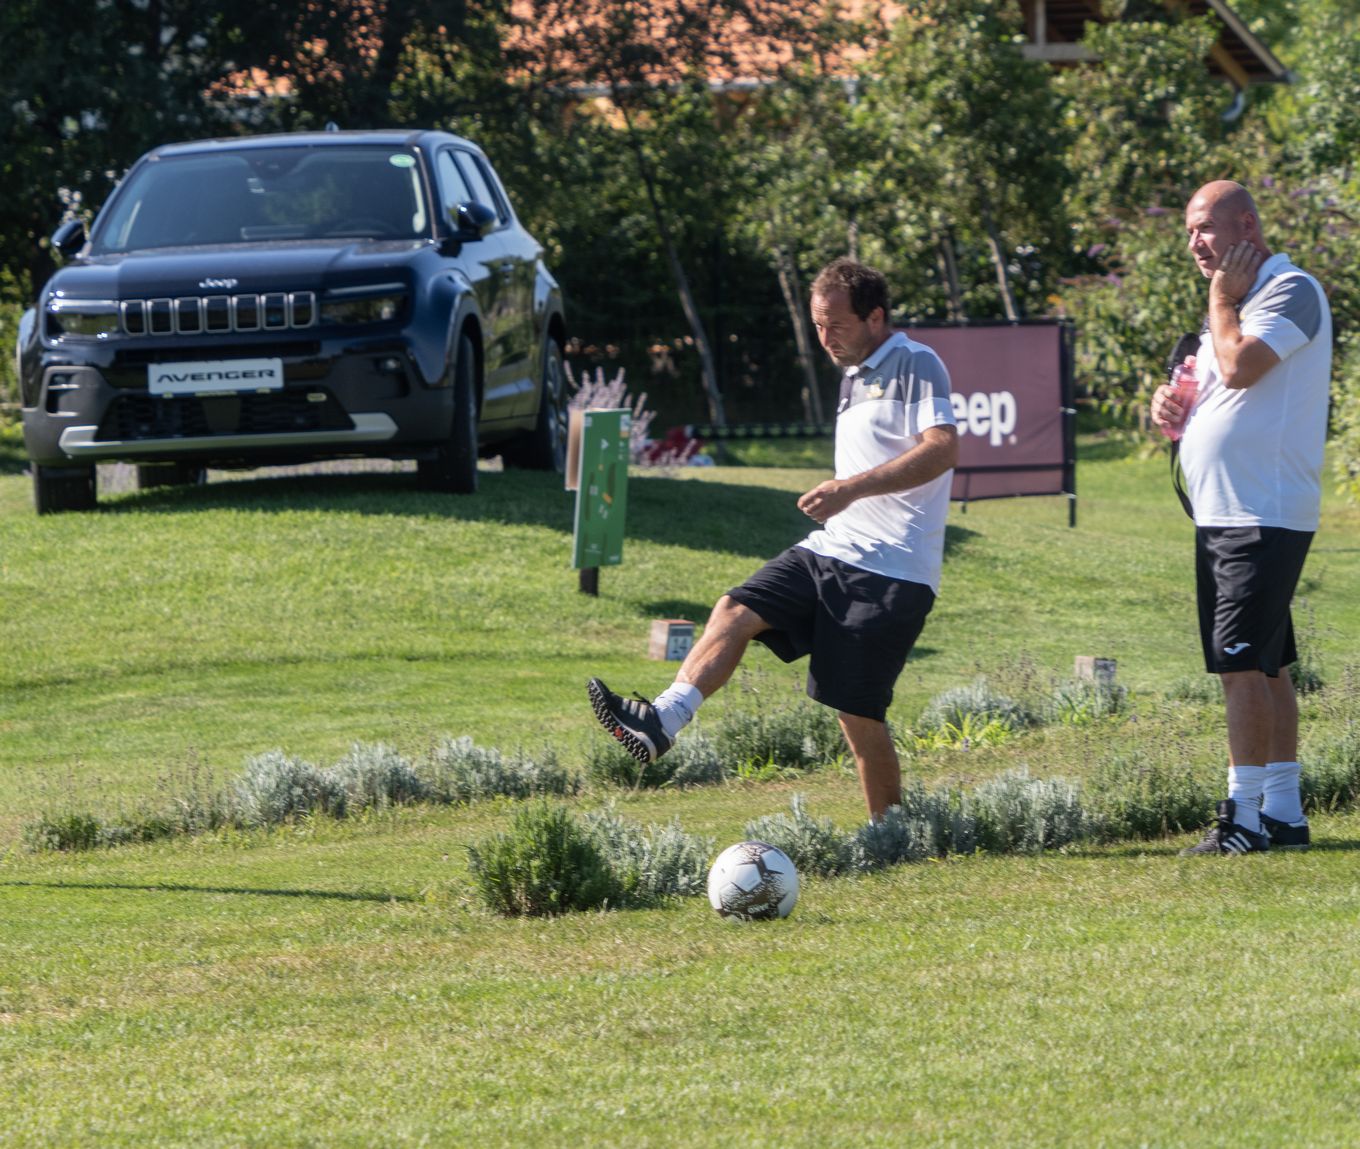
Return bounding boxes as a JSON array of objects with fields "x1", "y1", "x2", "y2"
[{"x1": 903, "y1": 321, "x2": 1076, "y2": 516}]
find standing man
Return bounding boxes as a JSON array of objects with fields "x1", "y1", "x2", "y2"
[
  {"x1": 1153, "y1": 179, "x2": 1332, "y2": 855},
  {"x1": 588, "y1": 258, "x2": 958, "y2": 822}
]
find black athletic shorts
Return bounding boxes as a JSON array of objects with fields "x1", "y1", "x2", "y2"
[
  {"x1": 1195, "y1": 526, "x2": 1313, "y2": 676},
  {"x1": 725, "y1": 545, "x2": 935, "y2": 722}
]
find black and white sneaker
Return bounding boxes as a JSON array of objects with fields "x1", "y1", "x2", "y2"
[
  {"x1": 1180, "y1": 799, "x2": 1270, "y2": 856},
  {"x1": 587, "y1": 678, "x2": 673, "y2": 765},
  {"x1": 1260, "y1": 812, "x2": 1311, "y2": 851}
]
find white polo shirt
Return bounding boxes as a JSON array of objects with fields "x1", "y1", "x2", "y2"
[
  {"x1": 1180, "y1": 253, "x2": 1332, "y2": 530},
  {"x1": 799, "y1": 331, "x2": 956, "y2": 591}
]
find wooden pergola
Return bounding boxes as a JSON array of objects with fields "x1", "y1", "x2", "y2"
[{"x1": 1020, "y1": 0, "x2": 1290, "y2": 88}]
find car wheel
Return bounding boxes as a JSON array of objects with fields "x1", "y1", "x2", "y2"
[
  {"x1": 503, "y1": 337, "x2": 567, "y2": 473},
  {"x1": 417, "y1": 332, "x2": 478, "y2": 494},
  {"x1": 33, "y1": 464, "x2": 97, "y2": 514},
  {"x1": 136, "y1": 463, "x2": 207, "y2": 490}
]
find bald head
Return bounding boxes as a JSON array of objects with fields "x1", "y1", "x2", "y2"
[{"x1": 1185, "y1": 180, "x2": 1269, "y2": 278}]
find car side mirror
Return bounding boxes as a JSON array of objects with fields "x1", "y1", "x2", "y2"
[
  {"x1": 451, "y1": 201, "x2": 498, "y2": 242},
  {"x1": 51, "y1": 219, "x2": 87, "y2": 259}
]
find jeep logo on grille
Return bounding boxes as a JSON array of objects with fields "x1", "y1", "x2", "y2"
[{"x1": 199, "y1": 277, "x2": 239, "y2": 290}]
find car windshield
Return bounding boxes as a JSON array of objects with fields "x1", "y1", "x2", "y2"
[{"x1": 90, "y1": 145, "x2": 430, "y2": 253}]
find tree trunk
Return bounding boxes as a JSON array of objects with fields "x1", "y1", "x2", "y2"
[
  {"x1": 617, "y1": 95, "x2": 726, "y2": 426},
  {"x1": 773, "y1": 243, "x2": 825, "y2": 424},
  {"x1": 978, "y1": 189, "x2": 1020, "y2": 322},
  {"x1": 935, "y1": 229, "x2": 965, "y2": 323}
]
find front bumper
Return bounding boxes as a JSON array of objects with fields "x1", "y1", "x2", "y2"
[
  {"x1": 56, "y1": 413, "x2": 399, "y2": 458},
  {"x1": 22, "y1": 335, "x2": 452, "y2": 468}
]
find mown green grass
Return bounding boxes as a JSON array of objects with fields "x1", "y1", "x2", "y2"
[
  {"x1": 3, "y1": 440, "x2": 1357, "y2": 823},
  {"x1": 5, "y1": 794, "x2": 1360, "y2": 1148},
  {"x1": 2, "y1": 438, "x2": 1359, "y2": 1146}
]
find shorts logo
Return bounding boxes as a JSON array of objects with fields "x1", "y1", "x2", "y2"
[{"x1": 1224, "y1": 642, "x2": 1251, "y2": 655}]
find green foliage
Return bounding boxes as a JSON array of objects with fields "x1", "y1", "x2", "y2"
[
  {"x1": 1300, "y1": 723, "x2": 1360, "y2": 813},
  {"x1": 1043, "y1": 677, "x2": 1129, "y2": 726},
  {"x1": 583, "y1": 808, "x2": 714, "y2": 902},
  {"x1": 963, "y1": 770, "x2": 1086, "y2": 854},
  {"x1": 467, "y1": 800, "x2": 624, "y2": 917},
  {"x1": 1329, "y1": 335, "x2": 1360, "y2": 503},
  {"x1": 712, "y1": 681, "x2": 844, "y2": 772},
  {"x1": 583, "y1": 730, "x2": 725, "y2": 789},
  {"x1": 1165, "y1": 675, "x2": 1223, "y2": 705},
  {"x1": 917, "y1": 677, "x2": 1037, "y2": 737},
  {"x1": 743, "y1": 773, "x2": 1084, "y2": 873},
  {"x1": 1084, "y1": 751, "x2": 1219, "y2": 842},
  {"x1": 1056, "y1": 202, "x2": 1207, "y2": 424},
  {"x1": 909, "y1": 715, "x2": 1014, "y2": 752},
  {"x1": 0, "y1": 267, "x2": 31, "y2": 406},
  {"x1": 21, "y1": 811, "x2": 107, "y2": 852},
  {"x1": 423, "y1": 736, "x2": 579, "y2": 804},
  {"x1": 856, "y1": 0, "x2": 1072, "y2": 321},
  {"x1": 1057, "y1": 18, "x2": 1225, "y2": 245},
  {"x1": 1267, "y1": 0, "x2": 1360, "y2": 177},
  {"x1": 1061, "y1": 171, "x2": 1360, "y2": 437},
  {"x1": 328, "y1": 742, "x2": 427, "y2": 812},
  {"x1": 744, "y1": 793, "x2": 855, "y2": 877},
  {"x1": 232, "y1": 750, "x2": 345, "y2": 827},
  {"x1": 582, "y1": 682, "x2": 837, "y2": 791},
  {"x1": 852, "y1": 779, "x2": 971, "y2": 869},
  {"x1": 23, "y1": 738, "x2": 577, "y2": 851}
]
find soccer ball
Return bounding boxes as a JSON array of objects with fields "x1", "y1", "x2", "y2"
[{"x1": 706, "y1": 841, "x2": 799, "y2": 921}]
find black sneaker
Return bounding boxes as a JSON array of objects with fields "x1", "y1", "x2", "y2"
[
  {"x1": 587, "y1": 677, "x2": 673, "y2": 765},
  {"x1": 1260, "y1": 812, "x2": 1311, "y2": 851},
  {"x1": 1180, "y1": 799, "x2": 1270, "y2": 856}
]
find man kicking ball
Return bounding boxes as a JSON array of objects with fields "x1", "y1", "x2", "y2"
[{"x1": 588, "y1": 257, "x2": 958, "y2": 822}]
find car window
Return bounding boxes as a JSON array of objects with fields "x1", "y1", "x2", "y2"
[
  {"x1": 453, "y1": 152, "x2": 506, "y2": 225},
  {"x1": 91, "y1": 146, "x2": 431, "y2": 252},
  {"x1": 435, "y1": 151, "x2": 474, "y2": 218}
]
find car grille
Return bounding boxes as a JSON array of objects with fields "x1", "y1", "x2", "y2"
[
  {"x1": 119, "y1": 291, "x2": 317, "y2": 335},
  {"x1": 105, "y1": 342, "x2": 327, "y2": 389},
  {"x1": 95, "y1": 390, "x2": 354, "y2": 441}
]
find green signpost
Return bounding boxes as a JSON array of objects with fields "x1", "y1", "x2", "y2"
[{"x1": 571, "y1": 409, "x2": 631, "y2": 587}]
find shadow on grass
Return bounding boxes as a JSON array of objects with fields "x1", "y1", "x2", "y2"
[
  {"x1": 1, "y1": 880, "x2": 416, "y2": 903},
  {"x1": 1066, "y1": 837, "x2": 1360, "y2": 858},
  {"x1": 95, "y1": 467, "x2": 981, "y2": 563}
]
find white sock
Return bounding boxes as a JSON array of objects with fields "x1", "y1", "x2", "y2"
[
  {"x1": 653, "y1": 682, "x2": 704, "y2": 738},
  {"x1": 1227, "y1": 765, "x2": 1265, "y2": 833},
  {"x1": 1262, "y1": 761, "x2": 1306, "y2": 825}
]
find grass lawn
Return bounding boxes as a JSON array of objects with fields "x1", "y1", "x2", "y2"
[{"x1": 2, "y1": 428, "x2": 1359, "y2": 1147}]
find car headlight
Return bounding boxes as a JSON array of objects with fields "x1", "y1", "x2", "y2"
[
  {"x1": 320, "y1": 285, "x2": 407, "y2": 326},
  {"x1": 46, "y1": 299, "x2": 121, "y2": 339}
]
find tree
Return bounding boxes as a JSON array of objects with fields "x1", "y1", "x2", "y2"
[
  {"x1": 0, "y1": 0, "x2": 282, "y2": 291},
  {"x1": 502, "y1": 0, "x2": 825, "y2": 426},
  {"x1": 853, "y1": 0, "x2": 1072, "y2": 322},
  {"x1": 0, "y1": 1, "x2": 510, "y2": 293},
  {"x1": 1264, "y1": 0, "x2": 1360, "y2": 179},
  {"x1": 727, "y1": 63, "x2": 868, "y2": 424},
  {"x1": 1056, "y1": 16, "x2": 1227, "y2": 243}
]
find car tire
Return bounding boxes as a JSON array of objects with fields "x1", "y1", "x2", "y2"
[
  {"x1": 33, "y1": 464, "x2": 97, "y2": 514},
  {"x1": 136, "y1": 463, "x2": 207, "y2": 490},
  {"x1": 417, "y1": 332, "x2": 478, "y2": 494},
  {"x1": 502, "y1": 336, "x2": 567, "y2": 473}
]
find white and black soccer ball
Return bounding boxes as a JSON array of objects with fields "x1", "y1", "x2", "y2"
[{"x1": 706, "y1": 840, "x2": 799, "y2": 921}]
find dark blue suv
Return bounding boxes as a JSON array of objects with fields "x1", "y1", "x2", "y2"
[{"x1": 16, "y1": 129, "x2": 567, "y2": 512}]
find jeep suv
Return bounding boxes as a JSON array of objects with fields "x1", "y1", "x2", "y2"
[{"x1": 16, "y1": 129, "x2": 567, "y2": 512}]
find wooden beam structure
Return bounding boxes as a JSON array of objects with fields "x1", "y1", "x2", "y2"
[{"x1": 1019, "y1": 0, "x2": 1289, "y2": 86}]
